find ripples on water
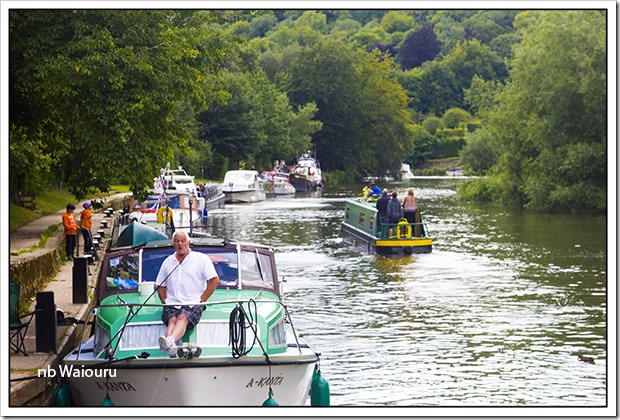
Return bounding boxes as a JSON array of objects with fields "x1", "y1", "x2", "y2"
[{"x1": 209, "y1": 180, "x2": 608, "y2": 409}]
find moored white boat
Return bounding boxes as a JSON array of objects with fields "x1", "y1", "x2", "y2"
[
  {"x1": 290, "y1": 153, "x2": 323, "y2": 192},
  {"x1": 401, "y1": 163, "x2": 414, "y2": 181},
  {"x1": 126, "y1": 194, "x2": 207, "y2": 238},
  {"x1": 260, "y1": 171, "x2": 296, "y2": 195},
  {"x1": 222, "y1": 170, "x2": 266, "y2": 203},
  {"x1": 154, "y1": 164, "x2": 226, "y2": 212},
  {"x1": 61, "y1": 233, "x2": 326, "y2": 406}
]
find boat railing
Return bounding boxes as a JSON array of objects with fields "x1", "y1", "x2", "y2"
[
  {"x1": 75, "y1": 294, "x2": 303, "y2": 360},
  {"x1": 377, "y1": 219, "x2": 429, "y2": 239}
]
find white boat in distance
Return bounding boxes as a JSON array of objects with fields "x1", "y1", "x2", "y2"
[
  {"x1": 259, "y1": 171, "x2": 296, "y2": 195},
  {"x1": 155, "y1": 165, "x2": 226, "y2": 211},
  {"x1": 401, "y1": 163, "x2": 414, "y2": 181},
  {"x1": 290, "y1": 153, "x2": 323, "y2": 192},
  {"x1": 222, "y1": 170, "x2": 267, "y2": 203}
]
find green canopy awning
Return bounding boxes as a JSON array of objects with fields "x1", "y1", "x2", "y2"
[{"x1": 114, "y1": 221, "x2": 168, "y2": 248}]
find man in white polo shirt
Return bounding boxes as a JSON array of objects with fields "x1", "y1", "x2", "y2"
[{"x1": 156, "y1": 230, "x2": 220, "y2": 357}]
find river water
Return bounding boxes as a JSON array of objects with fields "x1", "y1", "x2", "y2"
[{"x1": 208, "y1": 177, "x2": 609, "y2": 410}]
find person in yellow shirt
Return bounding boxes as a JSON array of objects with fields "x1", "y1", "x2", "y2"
[
  {"x1": 62, "y1": 203, "x2": 79, "y2": 260},
  {"x1": 79, "y1": 201, "x2": 94, "y2": 258}
]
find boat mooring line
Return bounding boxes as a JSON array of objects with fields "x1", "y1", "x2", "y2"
[{"x1": 149, "y1": 358, "x2": 169, "y2": 406}]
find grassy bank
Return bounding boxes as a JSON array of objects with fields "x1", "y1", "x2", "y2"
[
  {"x1": 414, "y1": 157, "x2": 461, "y2": 176},
  {"x1": 10, "y1": 187, "x2": 129, "y2": 232}
]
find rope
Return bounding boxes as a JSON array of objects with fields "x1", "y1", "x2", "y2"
[{"x1": 229, "y1": 299, "x2": 259, "y2": 359}]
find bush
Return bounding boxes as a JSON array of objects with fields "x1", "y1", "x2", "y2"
[
  {"x1": 440, "y1": 107, "x2": 473, "y2": 129},
  {"x1": 431, "y1": 137, "x2": 466, "y2": 158},
  {"x1": 459, "y1": 129, "x2": 497, "y2": 175}
]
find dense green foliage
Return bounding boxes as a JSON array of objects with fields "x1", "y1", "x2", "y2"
[
  {"x1": 9, "y1": 9, "x2": 607, "y2": 212},
  {"x1": 459, "y1": 11, "x2": 607, "y2": 212}
]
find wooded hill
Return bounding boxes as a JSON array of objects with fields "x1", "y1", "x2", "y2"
[{"x1": 9, "y1": 9, "x2": 607, "y2": 211}]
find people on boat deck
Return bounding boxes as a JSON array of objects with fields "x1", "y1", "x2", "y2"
[
  {"x1": 62, "y1": 203, "x2": 79, "y2": 260},
  {"x1": 387, "y1": 192, "x2": 402, "y2": 224},
  {"x1": 375, "y1": 189, "x2": 390, "y2": 235},
  {"x1": 402, "y1": 188, "x2": 417, "y2": 224},
  {"x1": 79, "y1": 201, "x2": 95, "y2": 261},
  {"x1": 364, "y1": 182, "x2": 382, "y2": 200},
  {"x1": 156, "y1": 231, "x2": 220, "y2": 358}
]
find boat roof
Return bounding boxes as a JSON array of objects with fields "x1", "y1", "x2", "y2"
[{"x1": 344, "y1": 197, "x2": 379, "y2": 210}]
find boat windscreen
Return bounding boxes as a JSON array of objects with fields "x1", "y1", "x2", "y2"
[
  {"x1": 239, "y1": 250, "x2": 275, "y2": 290},
  {"x1": 140, "y1": 247, "x2": 239, "y2": 288}
]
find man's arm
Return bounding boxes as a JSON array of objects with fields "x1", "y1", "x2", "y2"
[
  {"x1": 200, "y1": 276, "x2": 220, "y2": 303},
  {"x1": 157, "y1": 286, "x2": 167, "y2": 303}
]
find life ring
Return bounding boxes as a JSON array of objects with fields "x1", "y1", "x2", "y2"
[
  {"x1": 156, "y1": 206, "x2": 173, "y2": 224},
  {"x1": 396, "y1": 218, "x2": 412, "y2": 239}
]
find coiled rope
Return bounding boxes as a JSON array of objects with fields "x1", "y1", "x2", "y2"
[{"x1": 229, "y1": 299, "x2": 259, "y2": 358}]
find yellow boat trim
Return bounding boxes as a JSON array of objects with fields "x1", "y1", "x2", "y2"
[{"x1": 376, "y1": 238, "x2": 433, "y2": 247}]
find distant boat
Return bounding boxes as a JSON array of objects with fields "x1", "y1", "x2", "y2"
[
  {"x1": 259, "y1": 171, "x2": 296, "y2": 195},
  {"x1": 446, "y1": 167, "x2": 465, "y2": 176},
  {"x1": 154, "y1": 164, "x2": 226, "y2": 211},
  {"x1": 222, "y1": 170, "x2": 267, "y2": 203},
  {"x1": 290, "y1": 153, "x2": 323, "y2": 192},
  {"x1": 401, "y1": 163, "x2": 414, "y2": 181}
]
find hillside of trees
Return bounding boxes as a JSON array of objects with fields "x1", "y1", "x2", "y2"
[{"x1": 9, "y1": 9, "x2": 607, "y2": 211}]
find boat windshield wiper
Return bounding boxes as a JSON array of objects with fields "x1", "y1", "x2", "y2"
[{"x1": 255, "y1": 249, "x2": 264, "y2": 281}]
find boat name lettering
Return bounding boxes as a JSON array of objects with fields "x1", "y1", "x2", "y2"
[
  {"x1": 245, "y1": 376, "x2": 284, "y2": 388},
  {"x1": 38, "y1": 365, "x2": 117, "y2": 379},
  {"x1": 96, "y1": 381, "x2": 137, "y2": 392}
]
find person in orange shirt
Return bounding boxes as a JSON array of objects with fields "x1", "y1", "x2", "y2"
[
  {"x1": 62, "y1": 203, "x2": 79, "y2": 260},
  {"x1": 79, "y1": 201, "x2": 94, "y2": 258}
]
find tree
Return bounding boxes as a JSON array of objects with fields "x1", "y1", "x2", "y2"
[
  {"x1": 459, "y1": 128, "x2": 496, "y2": 174},
  {"x1": 408, "y1": 125, "x2": 437, "y2": 166},
  {"x1": 462, "y1": 10, "x2": 607, "y2": 212},
  {"x1": 422, "y1": 115, "x2": 441, "y2": 135},
  {"x1": 197, "y1": 70, "x2": 320, "y2": 174},
  {"x1": 9, "y1": 10, "x2": 238, "y2": 199},
  {"x1": 380, "y1": 11, "x2": 415, "y2": 33},
  {"x1": 440, "y1": 108, "x2": 472, "y2": 129},
  {"x1": 400, "y1": 39, "x2": 506, "y2": 116},
  {"x1": 287, "y1": 39, "x2": 413, "y2": 176},
  {"x1": 396, "y1": 26, "x2": 442, "y2": 69}
]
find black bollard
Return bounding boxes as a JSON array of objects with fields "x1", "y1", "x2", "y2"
[
  {"x1": 35, "y1": 292, "x2": 57, "y2": 353},
  {"x1": 73, "y1": 256, "x2": 89, "y2": 303}
]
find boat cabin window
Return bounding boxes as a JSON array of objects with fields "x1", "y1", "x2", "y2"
[
  {"x1": 105, "y1": 253, "x2": 139, "y2": 291},
  {"x1": 239, "y1": 250, "x2": 275, "y2": 290},
  {"x1": 359, "y1": 212, "x2": 365, "y2": 227},
  {"x1": 345, "y1": 206, "x2": 350, "y2": 221}
]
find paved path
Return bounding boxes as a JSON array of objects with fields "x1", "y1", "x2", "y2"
[{"x1": 10, "y1": 193, "x2": 128, "y2": 254}]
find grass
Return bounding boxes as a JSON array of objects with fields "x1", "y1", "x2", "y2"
[
  {"x1": 13, "y1": 223, "x2": 62, "y2": 256},
  {"x1": 10, "y1": 187, "x2": 128, "y2": 233}
]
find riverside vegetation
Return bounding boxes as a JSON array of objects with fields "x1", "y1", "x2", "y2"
[{"x1": 9, "y1": 9, "x2": 606, "y2": 212}]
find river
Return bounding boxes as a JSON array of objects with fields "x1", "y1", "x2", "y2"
[{"x1": 208, "y1": 177, "x2": 608, "y2": 409}]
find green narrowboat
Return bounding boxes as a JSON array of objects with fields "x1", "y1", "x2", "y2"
[{"x1": 340, "y1": 198, "x2": 432, "y2": 254}]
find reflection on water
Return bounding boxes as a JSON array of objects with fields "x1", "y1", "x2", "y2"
[{"x1": 208, "y1": 178, "x2": 607, "y2": 407}]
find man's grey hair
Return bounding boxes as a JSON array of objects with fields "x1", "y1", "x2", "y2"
[{"x1": 172, "y1": 230, "x2": 191, "y2": 242}]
